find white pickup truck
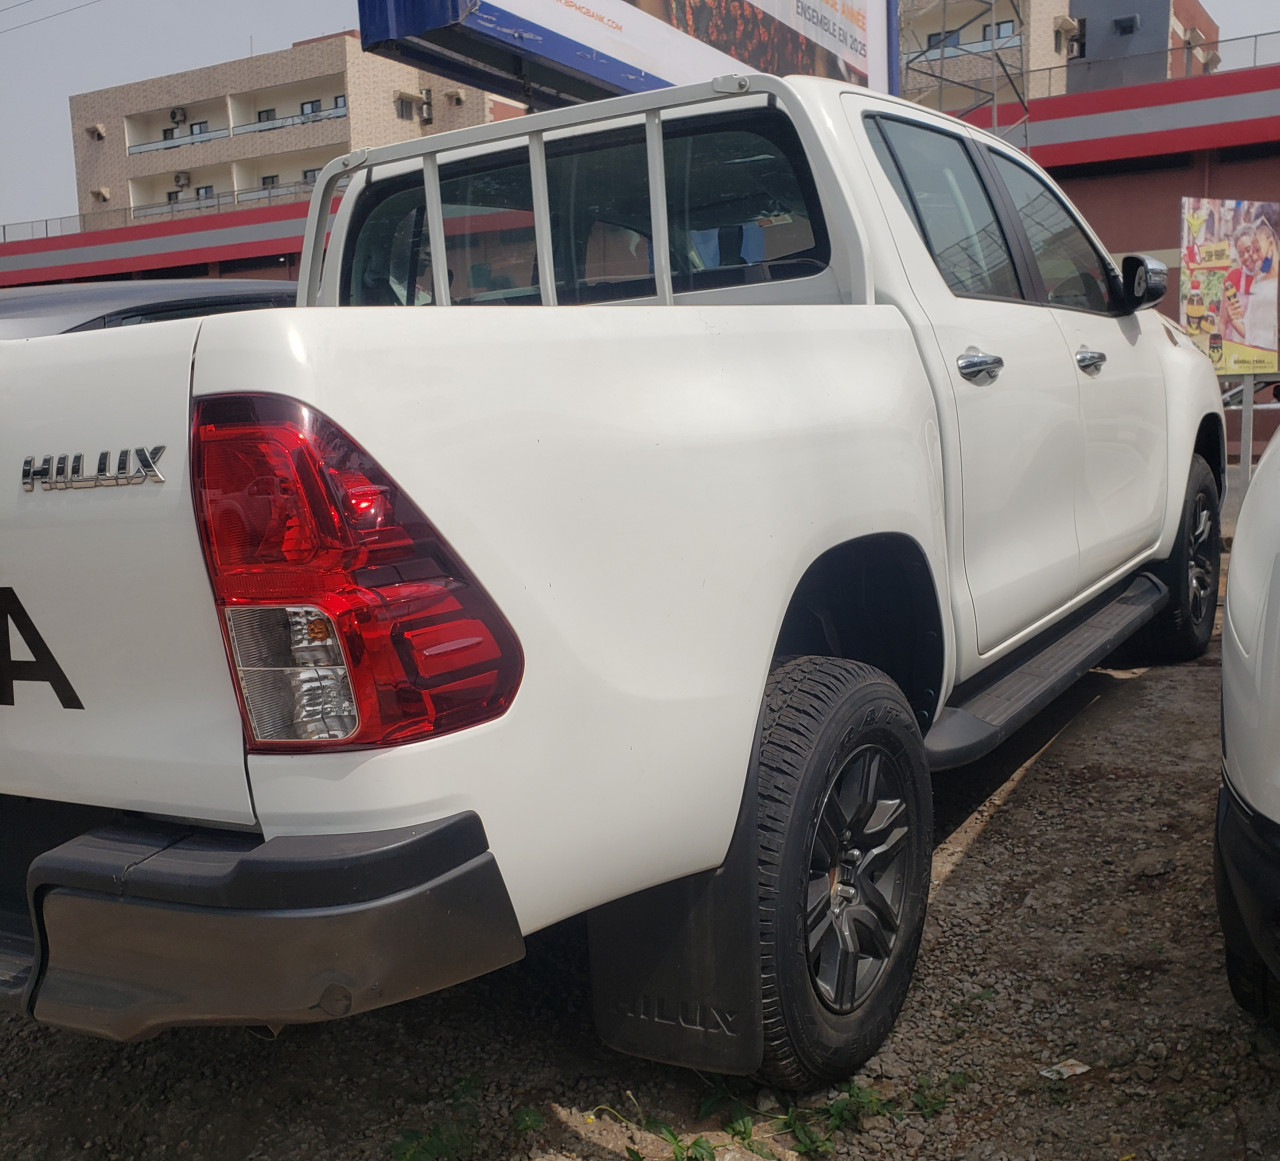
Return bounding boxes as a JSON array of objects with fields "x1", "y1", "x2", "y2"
[{"x1": 1, "y1": 75, "x2": 1224, "y2": 1090}]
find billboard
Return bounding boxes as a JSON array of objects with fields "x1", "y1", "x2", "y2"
[
  {"x1": 1180, "y1": 197, "x2": 1279, "y2": 376},
  {"x1": 623, "y1": 0, "x2": 876, "y2": 87},
  {"x1": 358, "y1": 0, "x2": 890, "y2": 105}
]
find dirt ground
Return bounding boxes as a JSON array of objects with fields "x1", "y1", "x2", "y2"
[{"x1": 1, "y1": 526, "x2": 1276, "y2": 1160}]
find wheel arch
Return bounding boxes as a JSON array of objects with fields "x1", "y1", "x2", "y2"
[
  {"x1": 1195, "y1": 411, "x2": 1227, "y2": 500},
  {"x1": 773, "y1": 533, "x2": 945, "y2": 731}
]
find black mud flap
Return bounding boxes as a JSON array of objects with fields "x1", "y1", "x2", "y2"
[{"x1": 588, "y1": 713, "x2": 764, "y2": 1074}]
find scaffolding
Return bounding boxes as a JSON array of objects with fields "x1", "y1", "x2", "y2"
[{"x1": 899, "y1": 0, "x2": 1032, "y2": 149}]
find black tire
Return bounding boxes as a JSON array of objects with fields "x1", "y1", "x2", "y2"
[
  {"x1": 757, "y1": 658, "x2": 932, "y2": 1090},
  {"x1": 1215, "y1": 832, "x2": 1280, "y2": 1028},
  {"x1": 1137, "y1": 454, "x2": 1220, "y2": 662}
]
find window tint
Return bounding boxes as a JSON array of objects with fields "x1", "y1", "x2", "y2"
[
  {"x1": 664, "y1": 109, "x2": 827, "y2": 294},
  {"x1": 440, "y1": 152, "x2": 539, "y2": 303},
  {"x1": 547, "y1": 129, "x2": 655, "y2": 303},
  {"x1": 872, "y1": 118, "x2": 1021, "y2": 301},
  {"x1": 864, "y1": 119, "x2": 920, "y2": 234},
  {"x1": 346, "y1": 186, "x2": 424, "y2": 306},
  {"x1": 341, "y1": 107, "x2": 827, "y2": 306},
  {"x1": 990, "y1": 154, "x2": 1114, "y2": 314},
  {"x1": 345, "y1": 151, "x2": 538, "y2": 306}
]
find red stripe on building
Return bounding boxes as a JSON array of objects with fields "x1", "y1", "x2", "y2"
[
  {"x1": 0, "y1": 199, "x2": 319, "y2": 259},
  {"x1": 1032, "y1": 114, "x2": 1280, "y2": 168},
  {"x1": 0, "y1": 237, "x2": 308, "y2": 288},
  {"x1": 968, "y1": 61, "x2": 1280, "y2": 131}
]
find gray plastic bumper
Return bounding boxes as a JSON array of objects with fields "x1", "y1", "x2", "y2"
[{"x1": 25, "y1": 813, "x2": 524, "y2": 1040}]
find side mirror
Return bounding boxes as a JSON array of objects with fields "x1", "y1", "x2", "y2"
[{"x1": 1121, "y1": 254, "x2": 1167, "y2": 313}]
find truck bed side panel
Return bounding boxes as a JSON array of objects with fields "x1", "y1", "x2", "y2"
[{"x1": 192, "y1": 305, "x2": 945, "y2": 932}]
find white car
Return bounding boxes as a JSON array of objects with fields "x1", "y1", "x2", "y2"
[
  {"x1": 1219, "y1": 438, "x2": 1280, "y2": 1027},
  {"x1": 2, "y1": 75, "x2": 1224, "y2": 1089}
]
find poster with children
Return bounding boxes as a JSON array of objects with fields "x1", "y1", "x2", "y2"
[{"x1": 1181, "y1": 198, "x2": 1279, "y2": 375}]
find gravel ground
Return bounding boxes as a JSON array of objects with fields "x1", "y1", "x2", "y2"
[{"x1": 2, "y1": 550, "x2": 1275, "y2": 1160}]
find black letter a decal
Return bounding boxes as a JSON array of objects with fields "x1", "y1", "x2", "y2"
[{"x1": 0, "y1": 588, "x2": 83, "y2": 709}]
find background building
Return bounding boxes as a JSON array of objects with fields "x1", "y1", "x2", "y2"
[
  {"x1": 899, "y1": 0, "x2": 1222, "y2": 122},
  {"x1": 69, "y1": 31, "x2": 523, "y2": 233}
]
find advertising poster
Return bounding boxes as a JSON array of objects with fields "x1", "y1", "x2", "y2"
[
  {"x1": 621, "y1": 0, "x2": 871, "y2": 85},
  {"x1": 1181, "y1": 197, "x2": 1279, "y2": 375}
]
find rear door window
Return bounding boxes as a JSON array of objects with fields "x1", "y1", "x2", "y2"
[{"x1": 868, "y1": 117, "x2": 1022, "y2": 302}]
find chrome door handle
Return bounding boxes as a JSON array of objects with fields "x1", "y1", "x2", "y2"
[
  {"x1": 956, "y1": 350, "x2": 1004, "y2": 384},
  {"x1": 1076, "y1": 348, "x2": 1107, "y2": 374}
]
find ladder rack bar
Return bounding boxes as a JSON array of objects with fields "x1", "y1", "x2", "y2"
[
  {"x1": 645, "y1": 110, "x2": 674, "y2": 307},
  {"x1": 528, "y1": 131, "x2": 558, "y2": 307},
  {"x1": 422, "y1": 154, "x2": 451, "y2": 307}
]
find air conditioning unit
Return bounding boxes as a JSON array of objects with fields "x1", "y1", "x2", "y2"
[
  {"x1": 173, "y1": 172, "x2": 191, "y2": 188},
  {"x1": 420, "y1": 89, "x2": 434, "y2": 125},
  {"x1": 1066, "y1": 38, "x2": 1084, "y2": 58},
  {"x1": 169, "y1": 107, "x2": 187, "y2": 124}
]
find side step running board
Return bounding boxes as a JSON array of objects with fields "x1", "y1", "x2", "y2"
[{"x1": 925, "y1": 573, "x2": 1168, "y2": 771}]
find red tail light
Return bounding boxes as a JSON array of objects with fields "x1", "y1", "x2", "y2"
[{"x1": 192, "y1": 395, "x2": 522, "y2": 751}]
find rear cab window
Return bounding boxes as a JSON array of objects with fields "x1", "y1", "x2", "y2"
[{"x1": 341, "y1": 106, "x2": 831, "y2": 307}]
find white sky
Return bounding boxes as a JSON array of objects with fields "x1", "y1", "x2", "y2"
[{"x1": 0, "y1": 0, "x2": 1277, "y2": 226}]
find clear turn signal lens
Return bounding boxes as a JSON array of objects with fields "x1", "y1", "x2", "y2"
[{"x1": 224, "y1": 605, "x2": 357, "y2": 742}]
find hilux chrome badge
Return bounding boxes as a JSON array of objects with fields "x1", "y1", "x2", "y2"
[{"x1": 21, "y1": 447, "x2": 166, "y2": 492}]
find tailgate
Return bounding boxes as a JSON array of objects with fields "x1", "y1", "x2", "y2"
[{"x1": 0, "y1": 323, "x2": 255, "y2": 824}]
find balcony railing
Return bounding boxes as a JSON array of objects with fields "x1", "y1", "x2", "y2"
[
  {"x1": 0, "y1": 179, "x2": 350, "y2": 243},
  {"x1": 127, "y1": 127, "x2": 231, "y2": 155},
  {"x1": 232, "y1": 105, "x2": 347, "y2": 135},
  {"x1": 124, "y1": 105, "x2": 347, "y2": 155}
]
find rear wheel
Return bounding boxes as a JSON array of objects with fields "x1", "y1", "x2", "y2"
[{"x1": 757, "y1": 658, "x2": 932, "y2": 1090}]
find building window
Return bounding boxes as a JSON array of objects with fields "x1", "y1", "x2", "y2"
[
  {"x1": 262, "y1": 175, "x2": 279, "y2": 188},
  {"x1": 167, "y1": 190, "x2": 180, "y2": 203},
  {"x1": 335, "y1": 94, "x2": 346, "y2": 108},
  {"x1": 190, "y1": 120, "x2": 209, "y2": 136},
  {"x1": 303, "y1": 168, "x2": 321, "y2": 184},
  {"x1": 396, "y1": 96, "x2": 416, "y2": 120},
  {"x1": 981, "y1": 20, "x2": 1015, "y2": 40},
  {"x1": 196, "y1": 185, "x2": 214, "y2": 199},
  {"x1": 301, "y1": 99, "x2": 320, "y2": 115},
  {"x1": 162, "y1": 126, "x2": 175, "y2": 141},
  {"x1": 1113, "y1": 15, "x2": 1139, "y2": 35},
  {"x1": 927, "y1": 30, "x2": 959, "y2": 49},
  {"x1": 257, "y1": 109, "x2": 275, "y2": 123}
]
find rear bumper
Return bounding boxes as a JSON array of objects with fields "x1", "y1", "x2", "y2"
[
  {"x1": 20, "y1": 812, "x2": 524, "y2": 1040},
  {"x1": 1215, "y1": 776, "x2": 1280, "y2": 981}
]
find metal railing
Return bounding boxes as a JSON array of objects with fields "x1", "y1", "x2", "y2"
[
  {"x1": 232, "y1": 106, "x2": 347, "y2": 135},
  {"x1": 127, "y1": 127, "x2": 230, "y2": 155},
  {"x1": 902, "y1": 30, "x2": 1280, "y2": 108},
  {"x1": 0, "y1": 181, "x2": 335, "y2": 243},
  {"x1": 124, "y1": 105, "x2": 347, "y2": 155}
]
